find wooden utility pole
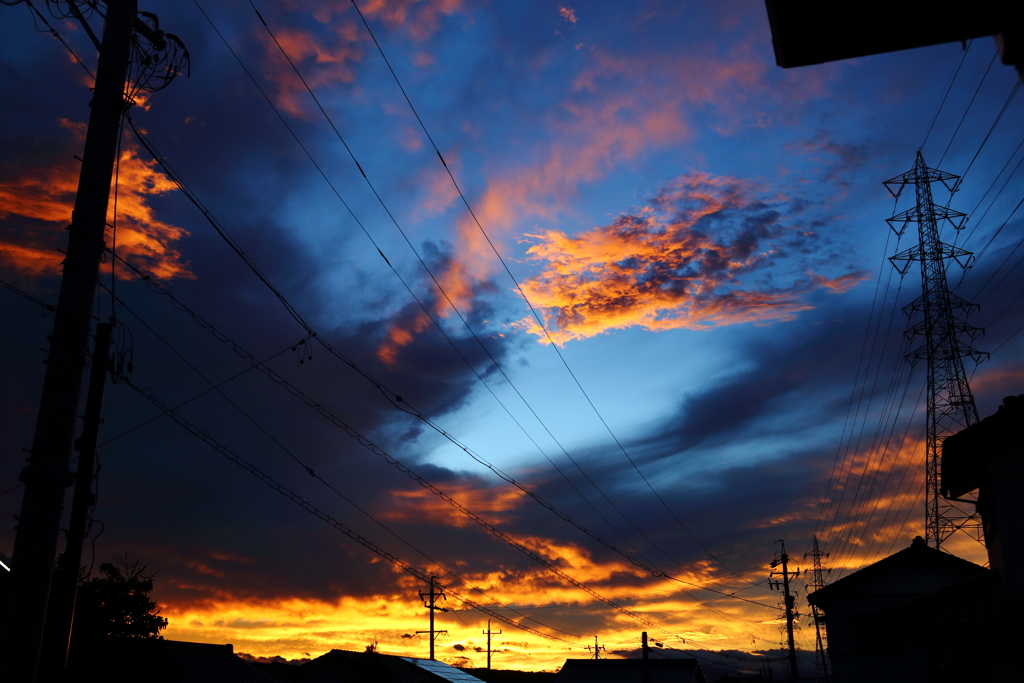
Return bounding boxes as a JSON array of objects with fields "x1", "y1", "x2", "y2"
[
  {"x1": 417, "y1": 576, "x2": 448, "y2": 660},
  {"x1": 482, "y1": 619, "x2": 501, "y2": 669},
  {"x1": 0, "y1": 4, "x2": 137, "y2": 680},
  {"x1": 769, "y1": 540, "x2": 800, "y2": 682}
]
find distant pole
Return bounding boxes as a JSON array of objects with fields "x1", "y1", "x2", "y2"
[
  {"x1": 769, "y1": 540, "x2": 800, "y2": 682},
  {"x1": 642, "y1": 631, "x2": 649, "y2": 659},
  {"x1": 586, "y1": 635, "x2": 604, "y2": 660},
  {"x1": 482, "y1": 619, "x2": 501, "y2": 669},
  {"x1": 0, "y1": 3, "x2": 137, "y2": 680},
  {"x1": 417, "y1": 576, "x2": 448, "y2": 660},
  {"x1": 39, "y1": 323, "x2": 113, "y2": 676}
]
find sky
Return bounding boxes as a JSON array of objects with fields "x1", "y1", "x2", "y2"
[{"x1": 1, "y1": 0, "x2": 1023, "y2": 674}]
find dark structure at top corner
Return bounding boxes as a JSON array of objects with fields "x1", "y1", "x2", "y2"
[{"x1": 763, "y1": 1, "x2": 1019, "y2": 73}]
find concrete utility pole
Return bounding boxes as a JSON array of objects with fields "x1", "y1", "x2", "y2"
[
  {"x1": 417, "y1": 576, "x2": 448, "y2": 660},
  {"x1": 0, "y1": 3, "x2": 137, "y2": 680},
  {"x1": 482, "y1": 619, "x2": 501, "y2": 669},
  {"x1": 38, "y1": 323, "x2": 113, "y2": 677},
  {"x1": 769, "y1": 540, "x2": 800, "y2": 682}
]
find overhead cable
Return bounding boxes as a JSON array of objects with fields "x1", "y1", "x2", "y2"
[{"x1": 346, "y1": 0, "x2": 748, "y2": 582}]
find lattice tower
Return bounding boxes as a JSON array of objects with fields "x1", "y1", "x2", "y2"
[{"x1": 884, "y1": 151, "x2": 987, "y2": 549}]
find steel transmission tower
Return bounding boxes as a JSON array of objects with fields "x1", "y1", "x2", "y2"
[
  {"x1": 884, "y1": 151, "x2": 986, "y2": 549},
  {"x1": 804, "y1": 536, "x2": 830, "y2": 679}
]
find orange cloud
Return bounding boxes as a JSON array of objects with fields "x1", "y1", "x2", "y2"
[
  {"x1": 257, "y1": 21, "x2": 364, "y2": 118},
  {"x1": 377, "y1": 310, "x2": 432, "y2": 365},
  {"x1": 0, "y1": 122, "x2": 191, "y2": 281},
  {"x1": 559, "y1": 7, "x2": 578, "y2": 24},
  {"x1": 968, "y1": 363, "x2": 1024, "y2": 397},
  {"x1": 514, "y1": 172, "x2": 855, "y2": 344},
  {"x1": 359, "y1": 0, "x2": 464, "y2": 41},
  {"x1": 382, "y1": 481, "x2": 526, "y2": 528},
  {"x1": 426, "y1": 46, "x2": 797, "y2": 326}
]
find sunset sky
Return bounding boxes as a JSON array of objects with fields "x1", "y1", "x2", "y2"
[{"x1": 2, "y1": 0, "x2": 1022, "y2": 674}]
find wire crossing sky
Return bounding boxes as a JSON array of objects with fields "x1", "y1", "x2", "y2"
[{"x1": 1, "y1": 0, "x2": 1022, "y2": 671}]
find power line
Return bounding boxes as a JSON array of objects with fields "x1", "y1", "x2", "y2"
[
  {"x1": 346, "y1": 0, "x2": 749, "y2": 583},
  {"x1": 132, "y1": 2, "x2": 761, "y2": 599},
  {"x1": 937, "y1": 50, "x2": 998, "y2": 167},
  {"x1": 184, "y1": 0, "x2": 685, "y2": 585},
  {"x1": 920, "y1": 39, "x2": 972, "y2": 151},
  {"x1": 118, "y1": 378, "x2": 582, "y2": 647},
  {"x1": 108, "y1": 252, "x2": 776, "y2": 614},
  {"x1": 0, "y1": 279, "x2": 56, "y2": 314},
  {"x1": 240, "y1": 0, "x2": 692, "y2": 580},
  {"x1": 958, "y1": 141, "x2": 1024, "y2": 251},
  {"x1": 14, "y1": 0, "x2": 96, "y2": 80}
]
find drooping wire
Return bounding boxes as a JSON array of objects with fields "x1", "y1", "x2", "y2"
[
  {"x1": 937, "y1": 50, "x2": 999, "y2": 167},
  {"x1": 243, "y1": 0, "x2": 666, "y2": 572},
  {"x1": 346, "y1": 0, "x2": 748, "y2": 582},
  {"x1": 921, "y1": 39, "x2": 971, "y2": 151},
  {"x1": 123, "y1": 105, "x2": 670, "y2": 580},
  {"x1": 1, "y1": 278, "x2": 56, "y2": 314},
  {"x1": 242, "y1": 0, "x2": 748, "y2": 588},
  {"x1": 16, "y1": 0, "x2": 96, "y2": 80},
  {"x1": 118, "y1": 378, "x2": 582, "y2": 646},
  {"x1": 107, "y1": 252, "x2": 776, "y2": 612},
  {"x1": 104, "y1": 283, "x2": 683, "y2": 637}
]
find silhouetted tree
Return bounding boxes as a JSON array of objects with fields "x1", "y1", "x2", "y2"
[
  {"x1": 65, "y1": 555, "x2": 173, "y2": 680},
  {"x1": 73, "y1": 555, "x2": 168, "y2": 640}
]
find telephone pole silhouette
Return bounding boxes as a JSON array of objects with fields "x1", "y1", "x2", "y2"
[
  {"x1": 482, "y1": 619, "x2": 502, "y2": 670},
  {"x1": 769, "y1": 540, "x2": 800, "y2": 682},
  {"x1": 0, "y1": 2, "x2": 177, "y2": 679},
  {"x1": 804, "y1": 535, "x2": 830, "y2": 679},
  {"x1": 884, "y1": 152, "x2": 986, "y2": 549},
  {"x1": 584, "y1": 635, "x2": 606, "y2": 660},
  {"x1": 417, "y1": 576, "x2": 448, "y2": 660}
]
